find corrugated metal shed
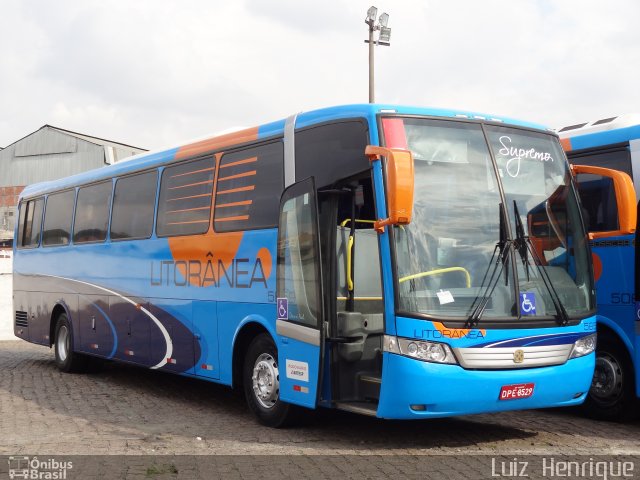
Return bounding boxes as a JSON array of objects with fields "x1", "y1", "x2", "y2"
[
  {"x1": 0, "y1": 125, "x2": 146, "y2": 241},
  {"x1": 0, "y1": 125, "x2": 147, "y2": 187}
]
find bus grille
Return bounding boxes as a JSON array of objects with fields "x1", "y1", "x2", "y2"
[
  {"x1": 15, "y1": 311, "x2": 28, "y2": 328},
  {"x1": 453, "y1": 344, "x2": 573, "y2": 369}
]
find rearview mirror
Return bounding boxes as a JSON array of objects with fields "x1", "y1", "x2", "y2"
[
  {"x1": 571, "y1": 164, "x2": 636, "y2": 239},
  {"x1": 365, "y1": 145, "x2": 414, "y2": 232}
]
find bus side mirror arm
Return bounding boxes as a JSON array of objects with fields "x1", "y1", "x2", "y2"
[{"x1": 365, "y1": 145, "x2": 415, "y2": 233}]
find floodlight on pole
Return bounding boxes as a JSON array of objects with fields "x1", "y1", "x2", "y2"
[
  {"x1": 379, "y1": 26, "x2": 391, "y2": 43},
  {"x1": 366, "y1": 6, "x2": 378, "y2": 23},
  {"x1": 364, "y1": 6, "x2": 391, "y2": 103}
]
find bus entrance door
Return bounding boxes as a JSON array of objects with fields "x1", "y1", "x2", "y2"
[{"x1": 275, "y1": 178, "x2": 325, "y2": 409}]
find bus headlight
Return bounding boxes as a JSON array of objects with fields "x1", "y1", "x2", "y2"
[
  {"x1": 397, "y1": 337, "x2": 457, "y2": 364},
  {"x1": 569, "y1": 333, "x2": 597, "y2": 359}
]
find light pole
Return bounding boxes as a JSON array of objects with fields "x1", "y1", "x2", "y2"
[{"x1": 364, "y1": 6, "x2": 391, "y2": 103}]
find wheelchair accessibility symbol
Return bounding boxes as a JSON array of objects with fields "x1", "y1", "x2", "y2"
[
  {"x1": 520, "y1": 292, "x2": 536, "y2": 316},
  {"x1": 277, "y1": 298, "x2": 288, "y2": 320}
]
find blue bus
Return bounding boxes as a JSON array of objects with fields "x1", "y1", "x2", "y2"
[
  {"x1": 14, "y1": 105, "x2": 601, "y2": 427},
  {"x1": 560, "y1": 115, "x2": 640, "y2": 419}
]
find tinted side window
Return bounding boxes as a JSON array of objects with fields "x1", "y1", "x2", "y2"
[
  {"x1": 157, "y1": 157, "x2": 214, "y2": 237},
  {"x1": 73, "y1": 181, "x2": 112, "y2": 244},
  {"x1": 43, "y1": 190, "x2": 76, "y2": 246},
  {"x1": 568, "y1": 146, "x2": 632, "y2": 178},
  {"x1": 295, "y1": 120, "x2": 370, "y2": 188},
  {"x1": 575, "y1": 173, "x2": 619, "y2": 232},
  {"x1": 17, "y1": 198, "x2": 44, "y2": 248},
  {"x1": 215, "y1": 141, "x2": 284, "y2": 232},
  {"x1": 111, "y1": 171, "x2": 158, "y2": 240}
]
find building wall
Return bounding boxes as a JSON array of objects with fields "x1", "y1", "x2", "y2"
[
  {"x1": 1, "y1": 128, "x2": 113, "y2": 188},
  {"x1": 0, "y1": 187, "x2": 24, "y2": 241}
]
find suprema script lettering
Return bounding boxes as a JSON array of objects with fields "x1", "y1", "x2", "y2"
[{"x1": 498, "y1": 135, "x2": 554, "y2": 178}]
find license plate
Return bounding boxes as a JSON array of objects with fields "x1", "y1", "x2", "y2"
[{"x1": 499, "y1": 383, "x2": 534, "y2": 400}]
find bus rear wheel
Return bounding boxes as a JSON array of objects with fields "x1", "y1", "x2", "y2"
[
  {"x1": 243, "y1": 333, "x2": 296, "y2": 428},
  {"x1": 54, "y1": 313, "x2": 88, "y2": 373},
  {"x1": 582, "y1": 333, "x2": 637, "y2": 421}
]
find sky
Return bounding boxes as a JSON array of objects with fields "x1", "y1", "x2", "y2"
[{"x1": 1, "y1": 0, "x2": 639, "y2": 150}]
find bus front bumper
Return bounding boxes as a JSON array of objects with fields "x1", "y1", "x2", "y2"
[{"x1": 376, "y1": 352, "x2": 594, "y2": 419}]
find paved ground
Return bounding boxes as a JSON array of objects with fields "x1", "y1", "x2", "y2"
[
  {"x1": 0, "y1": 258, "x2": 16, "y2": 341},
  {"x1": 0, "y1": 341, "x2": 639, "y2": 478},
  {"x1": 0, "y1": 274, "x2": 13, "y2": 341}
]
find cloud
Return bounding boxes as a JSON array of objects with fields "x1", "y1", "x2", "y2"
[{"x1": 1, "y1": 0, "x2": 639, "y2": 149}]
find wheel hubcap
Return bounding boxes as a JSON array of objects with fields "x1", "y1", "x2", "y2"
[
  {"x1": 57, "y1": 325, "x2": 69, "y2": 362},
  {"x1": 590, "y1": 353, "x2": 623, "y2": 404},
  {"x1": 252, "y1": 353, "x2": 280, "y2": 409}
]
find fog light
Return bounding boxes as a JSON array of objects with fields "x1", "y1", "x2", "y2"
[{"x1": 410, "y1": 404, "x2": 426, "y2": 411}]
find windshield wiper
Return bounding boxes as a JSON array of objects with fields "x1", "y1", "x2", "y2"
[
  {"x1": 512, "y1": 201, "x2": 569, "y2": 325},
  {"x1": 466, "y1": 205, "x2": 511, "y2": 327}
]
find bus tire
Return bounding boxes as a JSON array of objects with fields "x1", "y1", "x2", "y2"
[
  {"x1": 243, "y1": 333, "x2": 296, "y2": 428},
  {"x1": 582, "y1": 333, "x2": 637, "y2": 421},
  {"x1": 53, "y1": 312, "x2": 88, "y2": 373}
]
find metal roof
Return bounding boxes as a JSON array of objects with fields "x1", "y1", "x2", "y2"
[
  {"x1": 2, "y1": 124, "x2": 146, "y2": 151},
  {"x1": 0, "y1": 125, "x2": 147, "y2": 189}
]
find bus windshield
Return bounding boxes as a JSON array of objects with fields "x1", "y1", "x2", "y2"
[{"x1": 387, "y1": 117, "x2": 594, "y2": 321}]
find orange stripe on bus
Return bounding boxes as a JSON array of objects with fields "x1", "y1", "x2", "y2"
[
  {"x1": 169, "y1": 180, "x2": 213, "y2": 190},
  {"x1": 171, "y1": 167, "x2": 215, "y2": 178},
  {"x1": 166, "y1": 206, "x2": 211, "y2": 214},
  {"x1": 220, "y1": 157, "x2": 258, "y2": 169},
  {"x1": 216, "y1": 185, "x2": 255, "y2": 195},
  {"x1": 215, "y1": 200, "x2": 253, "y2": 209},
  {"x1": 167, "y1": 193, "x2": 212, "y2": 202},
  {"x1": 217, "y1": 171, "x2": 256, "y2": 182},
  {"x1": 166, "y1": 220, "x2": 210, "y2": 225},
  {"x1": 215, "y1": 215, "x2": 249, "y2": 222},
  {"x1": 560, "y1": 137, "x2": 572, "y2": 152},
  {"x1": 176, "y1": 127, "x2": 259, "y2": 160}
]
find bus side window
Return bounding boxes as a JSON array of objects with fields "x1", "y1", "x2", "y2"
[
  {"x1": 111, "y1": 171, "x2": 158, "y2": 241},
  {"x1": 17, "y1": 198, "x2": 44, "y2": 248},
  {"x1": 156, "y1": 157, "x2": 215, "y2": 237},
  {"x1": 42, "y1": 190, "x2": 76, "y2": 247},
  {"x1": 214, "y1": 141, "x2": 284, "y2": 232},
  {"x1": 574, "y1": 173, "x2": 619, "y2": 232},
  {"x1": 568, "y1": 147, "x2": 632, "y2": 179},
  {"x1": 73, "y1": 181, "x2": 112, "y2": 244}
]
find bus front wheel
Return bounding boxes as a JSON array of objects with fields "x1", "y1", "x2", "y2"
[
  {"x1": 582, "y1": 333, "x2": 637, "y2": 421},
  {"x1": 53, "y1": 313, "x2": 88, "y2": 373},
  {"x1": 243, "y1": 333, "x2": 296, "y2": 427}
]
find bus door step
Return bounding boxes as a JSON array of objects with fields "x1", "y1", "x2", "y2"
[
  {"x1": 334, "y1": 401, "x2": 378, "y2": 417},
  {"x1": 358, "y1": 373, "x2": 381, "y2": 401}
]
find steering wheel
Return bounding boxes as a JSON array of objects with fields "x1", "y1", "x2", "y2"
[{"x1": 399, "y1": 267, "x2": 471, "y2": 288}]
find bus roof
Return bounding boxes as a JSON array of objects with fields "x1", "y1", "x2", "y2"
[
  {"x1": 19, "y1": 104, "x2": 550, "y2": 199},
  {"x1": 557, "y1": 114, "x2": 640, "y2": 151}
]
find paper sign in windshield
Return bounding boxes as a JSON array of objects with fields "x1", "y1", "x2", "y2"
[{"x1": 437, "y1": 290, "x2": 455, "y2": 305}]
